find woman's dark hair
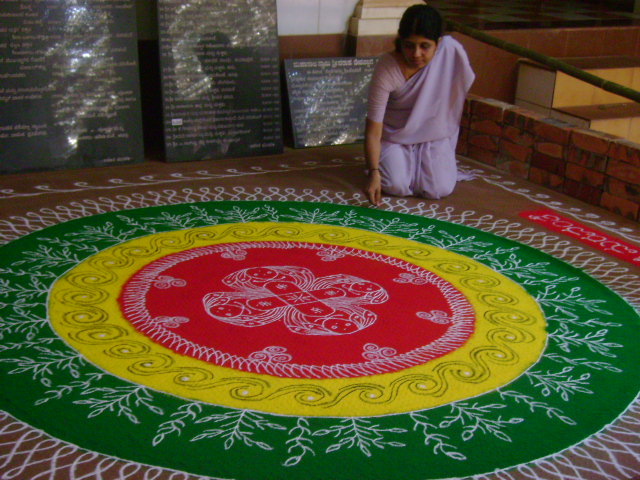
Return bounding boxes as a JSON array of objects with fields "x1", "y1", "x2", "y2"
[{"x1": 394, "y1": 4, "x2": 444, "y2": 51}]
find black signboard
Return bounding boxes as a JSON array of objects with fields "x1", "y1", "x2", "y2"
[
  {"x1": 157, "y1": 0, "x2": 283, "y2": 162},
  {"x1": 0, "y1": 0, "x2": 144, "y2": 174},
  {"x1": 284, "y1": 57, "x2": 377, "y2": 148}
]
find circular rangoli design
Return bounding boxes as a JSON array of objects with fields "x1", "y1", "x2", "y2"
[{"x1": 1, "y1": 201, "x2": 639, "y2": 480}]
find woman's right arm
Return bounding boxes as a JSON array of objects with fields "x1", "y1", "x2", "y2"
[
  {"x1": 364, "y1": 118, "x2": 383, "y2": 206},
  {"x1": 364, "y1": 55, "x2": 394, "y2": 206}
]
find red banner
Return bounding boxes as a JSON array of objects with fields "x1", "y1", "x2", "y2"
[{"x1": 519, "y1": 208, "x2": 640, "y2": 267}]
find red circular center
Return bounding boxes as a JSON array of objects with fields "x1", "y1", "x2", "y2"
[{"x1": 119, "y1": 242, "x2": 475, "y2": 379}]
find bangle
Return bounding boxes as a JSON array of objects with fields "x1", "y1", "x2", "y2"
[{"x1": 369, "y1": 168, "x2": 379, "y2": 172}]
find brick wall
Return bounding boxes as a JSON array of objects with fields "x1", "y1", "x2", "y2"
[{"x1": 457, "y1": 96, "x2": 640, "y2": 221}]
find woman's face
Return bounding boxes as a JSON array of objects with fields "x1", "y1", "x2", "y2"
[{"x1": 399, "y1": 34, "x2": 439, "y2": 70}]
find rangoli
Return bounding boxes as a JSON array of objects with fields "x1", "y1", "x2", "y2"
[{"x1": 0, "y1": 200, "x2": 638, "y2": 480}]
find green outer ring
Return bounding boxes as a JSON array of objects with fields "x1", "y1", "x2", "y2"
[{"x1": 0, "y1": 201, "x2": 638, "y2": 480}]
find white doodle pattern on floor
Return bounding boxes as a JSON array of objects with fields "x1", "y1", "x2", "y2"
[{"x1": 0, "y1": 186, "x2": 639, "y2": 480}]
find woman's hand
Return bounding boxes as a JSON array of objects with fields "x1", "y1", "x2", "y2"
[
  {"x1": 364, "y1": 119, "x2": 384, "y2": 206},
  {"x1": 365, "y1": 170, "x2": 382, "y2": 206}
]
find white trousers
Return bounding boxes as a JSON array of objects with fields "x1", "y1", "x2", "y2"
[{"x1": 379, "y1": 134, "x2": 459, "y2": 200}]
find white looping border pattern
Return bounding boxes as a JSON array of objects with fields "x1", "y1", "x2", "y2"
[
  {"x1": 471, "y1": 166, "x2": 640, "y2": 244},
  {"x1": 0, "y1": 412, "x2": 213, "y2": 480},
  {"x1": 1, "y1": 184, "x2": 639, "y2": 480},
  {"x1": 0, "y1": 157, "x2": 363, "y2": 200}
]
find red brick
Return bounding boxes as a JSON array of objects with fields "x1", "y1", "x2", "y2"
[
  {"x1": 502, "y1": 126, "x2": 534, "y2": 147},
  {"x1": 470, "y1": 119, "x2": 502, "y2": 136},
  {"x1": 529, "y1": 166, "x2": 564, "y2": 191},
  {"x1": 497, "y1": 160, "x2": 529, "y2": 178},
  {"x1": 570, "y1": 129, "x2": 611, "y2": 155},
  {"x1": 499, "y1": 140, "x2": 531, "y2": 163},
  {"x1": 567, "y1": 147, "x2": 609, "y2": 172},
  {"x1": 565, "y1": 163, "x2": 605, "y2": 187},
  {"x1": 606, "y1": 160, "x2": 640, "y2": 183},
  {"x1": 463, "y1": 97, "x2": 474, "y2": 117},
  {"x1": 456, "y1": 128, "x2": 469, "y2": 156},
  {"x1": 469, "y1": 133, "x2": 499, "y2": 152},
  {"x1": 531, "y1": 119, "x2": 571, "y2": 144},
  {"x1": 535, "y1": 142, "x2": 564, "y2": 159},
  {"x1": 608, "y1": 177, "x2": 640, "y2": 202},
  {"x1": 460, "y1": 111, "x2": 470, "y2": 128},
  {"x1": 503, "y1": 107, "x2": 545, "y2": 130},
  {"x1": 531, "y1": 152, "x2": 566, "y2": 175},
  {"x1": 600, "y1": 192, "x2": 640, "y2": 220},
  {"x1": 471, "y1": 99, "x2": 506, "y2": 122},
  {"x1": 608, "y1": 140, "x2": 640, "y2": 167},
  {"x1": 563, "y1": 179, "x2": 602, "y2": 206},
  {"x1": 467, "y1": 145, "x2": 498, "y2": 166}
]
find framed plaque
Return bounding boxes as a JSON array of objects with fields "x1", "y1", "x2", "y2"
[
  {"x1": 284, "y1": 57, "x2": 377, "y2": 148},
  {"x1": 0, "y1": 0, "x2": 144, "y2": 173},
  {"x1": 157, "y1": 0, "x2": 283, "y2": 162}
]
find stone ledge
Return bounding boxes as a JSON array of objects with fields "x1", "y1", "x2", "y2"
[{"x1": 460, "y1": 95, "x2": 640, "y2": 221}]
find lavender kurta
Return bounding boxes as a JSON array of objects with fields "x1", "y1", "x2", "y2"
[{"x1": 367, "y1": 36, "x2": 475, "y2": 199}]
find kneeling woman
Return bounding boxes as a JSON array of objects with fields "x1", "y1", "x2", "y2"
[{"x1": 364, "y1": 4, "x2": 475, "y2": 205}]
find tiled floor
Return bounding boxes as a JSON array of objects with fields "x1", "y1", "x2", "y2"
[
  {"x1": 427, "y1": 0, "x2": 640, "y2": 30},
  {"x1": 1, "y1": 144, "x2": 639, "y2": 479}
]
